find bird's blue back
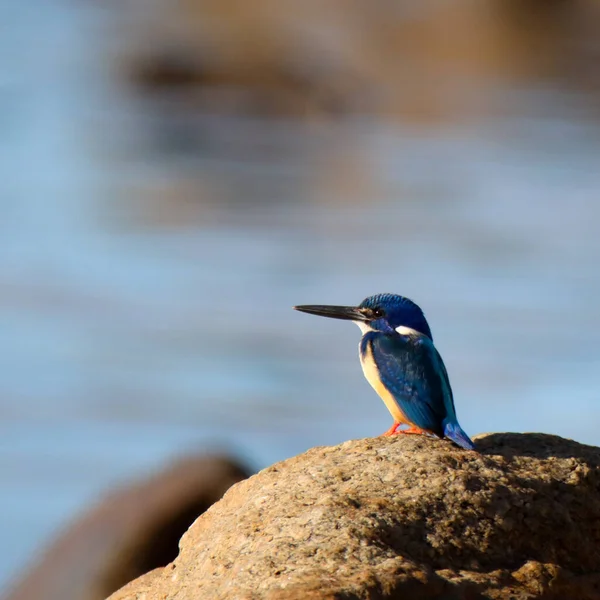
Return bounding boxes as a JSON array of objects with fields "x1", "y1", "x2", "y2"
[{"x1": 360, "y1": 329, "x2": 456, "y2": 437}]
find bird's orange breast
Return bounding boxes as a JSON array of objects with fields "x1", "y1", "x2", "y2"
[{"x1": 360, "y1": 341, "x2": 412, "y2": 426}]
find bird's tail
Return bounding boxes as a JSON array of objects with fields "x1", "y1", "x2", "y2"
[{"x1": 443, "y1": 421, "x2": 476, "y2": 451}]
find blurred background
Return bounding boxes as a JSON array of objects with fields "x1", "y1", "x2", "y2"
[{"x1": 2, "y1": 0, "x2": 600, "y2": 596}]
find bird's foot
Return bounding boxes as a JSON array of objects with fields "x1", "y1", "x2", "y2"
[
  {"x1": 382, "y1": 422, "x2": 401, "y2": 436},
  {"x1": 397, "y1": 426, "x2": 428, "y2": 436}
]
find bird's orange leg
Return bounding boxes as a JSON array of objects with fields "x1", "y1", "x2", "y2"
[
  {"x1": 382, "y1": 421, "x2": 401, "y2": 436},
  {"x1": 397, "y1": 426, "x2": 428, "y2": 436}
]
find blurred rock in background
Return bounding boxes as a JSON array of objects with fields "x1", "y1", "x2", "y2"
[
  {"x1": 4, "y1": 456, "x2": 250, "y2": 600},
  {"x1": 116, "y1": 0, "x2": 600, "y2": 121}
]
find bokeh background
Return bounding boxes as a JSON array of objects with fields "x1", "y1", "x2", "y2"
[{"x1": 2, "y1": 0, "x2": 600, "y2": 594}]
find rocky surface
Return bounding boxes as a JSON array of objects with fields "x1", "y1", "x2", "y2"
[
  {"x1": 5, "y1": 455, "x2": 250, "y2": 600},
  {"x1": 107, "y1": 433, "x2": 600, "y2": 600}
]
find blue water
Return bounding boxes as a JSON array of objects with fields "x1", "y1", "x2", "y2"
[{"x1": 2, "y1": 1, "x2": 600, "y2": 593}]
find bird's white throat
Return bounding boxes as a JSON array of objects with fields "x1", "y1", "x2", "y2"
[{"x1": 354, "y1": 321, "x2": 374, "y2": 334}]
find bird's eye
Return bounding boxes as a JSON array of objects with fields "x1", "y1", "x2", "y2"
[{"x1": 371, "y1": 308, "x2": 384, "y2": 318}]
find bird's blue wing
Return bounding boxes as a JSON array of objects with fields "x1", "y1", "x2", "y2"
[{"x1": 367, "y1": 332, "x2": 455, "y2": 435}]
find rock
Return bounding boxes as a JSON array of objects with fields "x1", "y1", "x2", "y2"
[
  {"x1": 113, "y1": 1, "x2": 600, "y2": 121},
  {"x1": 107, "y1": 433, "x2": 600, "y2": 600},
  {"x1": 5, "y1": 455, "x2": 251, "y2": 600}
]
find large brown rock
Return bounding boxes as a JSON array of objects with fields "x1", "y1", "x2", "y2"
[{"x1": 108, "y1": 433, "x2": 600, "y2": 600}]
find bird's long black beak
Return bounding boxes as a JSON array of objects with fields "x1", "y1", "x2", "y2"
[{"x1": 293, "y1": 304, "x2": 369, "y2": 322}]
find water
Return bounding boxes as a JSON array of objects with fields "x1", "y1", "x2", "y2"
[{"x1": 2, "y1": 1, "x2": 600, "y2": 592}]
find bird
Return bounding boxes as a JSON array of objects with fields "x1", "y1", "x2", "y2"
[{"x1": 293, "y1": 293, "x2": 475, "y2": 450}]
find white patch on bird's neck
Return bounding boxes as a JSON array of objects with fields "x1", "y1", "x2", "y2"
[
  {"x1": 354, "y1": 321, "x2": 373, "y2": 334},
  {"x1": 395, "y1": 325, "x2": 420, "y2": 336}
]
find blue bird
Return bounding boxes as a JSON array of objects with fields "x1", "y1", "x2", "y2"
[{"x1": 294, "y1": 293, "x2": 475, "y2": 450}]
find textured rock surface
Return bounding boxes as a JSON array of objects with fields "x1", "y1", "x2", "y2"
[
  {"x1": 5, "y1": 455, "x2": 250, "y2": 600},
  {"x1": 108, "y1": 434, "x2": 600, "y2": 600}
]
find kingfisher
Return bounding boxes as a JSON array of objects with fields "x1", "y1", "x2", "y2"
[{"x1": 294, "y1": 293, "x2": 475, "y2": 450}]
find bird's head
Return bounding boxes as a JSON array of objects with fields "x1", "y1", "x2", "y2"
[{"x1": 294, "y1": 293, "x2": 433, "y2": 339}]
